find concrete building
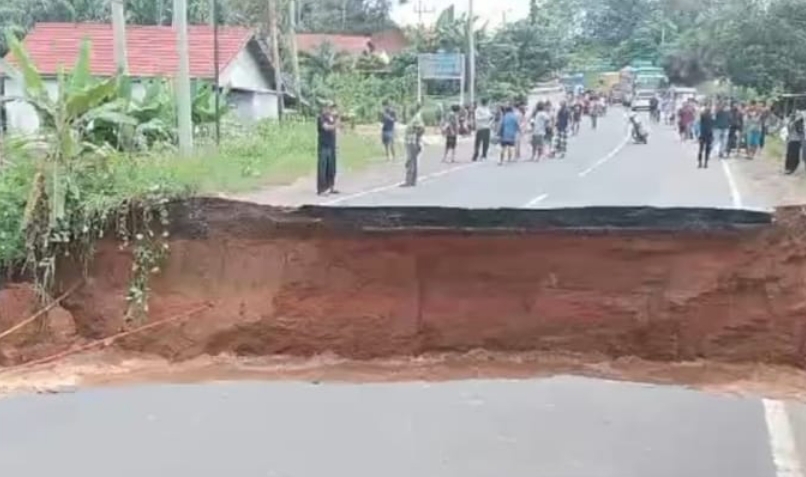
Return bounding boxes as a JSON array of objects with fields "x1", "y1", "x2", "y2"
[{"x1": 1, "y1": 22, "x2": 282, "y2": 134}]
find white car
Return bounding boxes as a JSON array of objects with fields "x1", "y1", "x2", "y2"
[{"x1": 631, "y1": 90, "x2": 656, "y2": 111}]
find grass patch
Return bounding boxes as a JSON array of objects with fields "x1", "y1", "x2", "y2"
[
  {"x1": 181, "y1": 119, "x2": 384, "y2": 193},
  {"x1": 0, "y1": 119, "x2": 382, "y2": 267}
]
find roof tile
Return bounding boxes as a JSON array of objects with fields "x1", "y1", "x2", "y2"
[{"x1": 4, "y1": 22, "x2": 255, "y2": 78}]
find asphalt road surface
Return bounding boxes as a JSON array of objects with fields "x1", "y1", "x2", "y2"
[
  {"x1": 324, "y1": 111, "x2": 764, "y2": 210},
  {"x1": 1, "y1": 375, "x2": 803, "y2": 476}
]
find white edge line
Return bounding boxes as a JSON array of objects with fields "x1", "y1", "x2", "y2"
[
  {"x1": 720, "y1": 158, "x2": 744, "y2": 209},
  {"x1": 321, "y1": 161, "x2": 483, "y2": 206},
  {"x1": 522, "y1": 193, "x2": 549, "y2": 208},
  {"x1": 578, "y1": 132, "x2": 631, "y2": 178},
  {"x1": 764, "y1": 398, "x2": 805, "y2": 477}
]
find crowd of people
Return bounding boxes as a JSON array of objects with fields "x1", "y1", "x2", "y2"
[
  {"x1": 649, "y1": 94, "x2": 804, "y2": 172},
  {"x1": 431, "y1": 93, "x2": 608, "y2": 173},
  {"x1": 317, "y1": 93, "x2": 609, "y2": 193}
]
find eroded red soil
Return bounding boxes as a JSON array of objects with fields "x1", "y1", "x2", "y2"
[{"x1": 2, "y1": 203, "x2": 806, "y2": 370}]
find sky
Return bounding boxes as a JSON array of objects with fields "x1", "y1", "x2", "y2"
[{"x1": 391, "y1": 0, "x2": 529, "y2": 28}]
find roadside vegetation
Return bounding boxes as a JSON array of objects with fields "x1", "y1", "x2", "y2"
[{"x1": 0, "y1": 32, "x2": 380, "y2": 322}]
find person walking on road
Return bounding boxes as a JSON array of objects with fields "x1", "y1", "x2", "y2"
[
  {"x1": 697, "y1": 104, "x2": 714, "y2": 169},
  {"x1": 472, "y1": 98, "x2": 494, "y2": 161},
  {"x1": 402, "y1": 104, "x2": 425, "y2": 187},
  {"x1": 498, "y1": 105, "x2": 520, "y2": 165},
  {"x1": 555, "y1": 101, "x2": 571, "y2": 158},
  {"x1": 531, "y1": 102, "x2": 550, "y2": 161},
  {"x1": 316, "y1": 102, "x2": 339, "y2": 195},
  {"x1": 442, "y1": 104, "x2": 460, "y2": 163},
  {"x1": 714, "y1": 101, "x2": 730, "y2": 158},
  {"x1": 380, "y1": 100, "x2": 397, "y2": 161}
]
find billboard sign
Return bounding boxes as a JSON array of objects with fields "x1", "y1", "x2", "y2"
[{"x1": 418, "y1": 53, "x2": 464, "y2": 80}]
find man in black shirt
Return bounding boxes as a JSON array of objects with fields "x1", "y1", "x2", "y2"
[
  {"x1": 317, "y1": 102, "x2": 338, "y2": 195},
  {"x1": 698, "y1": 104, "x2": 714, "y2": 169}
]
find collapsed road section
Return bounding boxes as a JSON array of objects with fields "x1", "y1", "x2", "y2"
[{"x1": 2, "y1": 198, "x2": 805, "y2": 368}]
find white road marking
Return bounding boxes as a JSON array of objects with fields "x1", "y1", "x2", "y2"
[
  {"x1": 764, "y1": 398, "x2": 805, "y2": 477},
  {"x1": 522, "y1": 193, "x2": 549, "y2": 208},
  {"x1": 578, "y1": 132, "x2": 631, "y2": 177},
  {"x1": 322, "y1": 161, "x2": 483, "y2": 206},
  {"x1": 720, "y1": 158, "x2": 744, "y2": 209}
]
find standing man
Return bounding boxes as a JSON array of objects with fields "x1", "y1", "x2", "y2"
[
  {"x1": 317, "y1": 102, "x2": 338, "y2": 195},
  {"x1": 589, "y1": 96, "x2": 601, "y2": 130},
  {"x1": 472, "y1": 98, "x2": 494, "y2": 161},
  {"x1": 697, "y1": 103, "x2": 714, "y2": 169},
  {"x1": 571, "y1": 101, "x2": 583, "y2": 135},
  {"x1": 555, "y1": 101, "x2": 570, "y2": 158},
  {"x1": 713, "y1": 101, "x2": 730, "y2": 158},
  {"x1": 402, "y1": 103, "x2": 425, "y2": 187},
  {"x1": 380, "y1": 100, "x2": 397, "y2": 161}
]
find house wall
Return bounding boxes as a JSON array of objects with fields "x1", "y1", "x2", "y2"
[
  {"x1": 220, "y1": 48, "x2": 272, "y2": 93},
  {"x1": 221, "y1": 47, "x2": 279, "y2": 123},
  {"x1": 228, "y1": 90, "x2": 279, "y2": 124},
  {"x1": 3, "y1": 45, "x2": 278, "y2": 134}
]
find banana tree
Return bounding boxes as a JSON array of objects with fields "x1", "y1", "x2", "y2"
[{"x1": 3, "y1": 31, "x2": 136, "y2": 290}]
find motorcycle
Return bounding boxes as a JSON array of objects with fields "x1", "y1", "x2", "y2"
[{"x1": 629, "y1": 113, "x2": 648, "y2": 144}]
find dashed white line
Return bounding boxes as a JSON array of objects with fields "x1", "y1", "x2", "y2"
[
  {"x1": 322, "y1": 161, "x2": 483, "y2": 206},
  {"x1": 720, "y1": 158, "x2": 744, "y2": 209},
  {"x1": 522, "y1": 193, "x2": 549, "y2": 208},
  {"x1": 764, "y1": 398, "x2": 804, "y2": 477}
]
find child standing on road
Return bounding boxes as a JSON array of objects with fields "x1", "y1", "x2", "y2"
[{"x1": 442, "y1": 104, "x2": 460, "y2": 163}]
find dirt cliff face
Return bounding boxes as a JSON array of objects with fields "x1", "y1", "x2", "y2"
[{"x1": 3, "y1": 199, "x2": 806, "y2": 367}]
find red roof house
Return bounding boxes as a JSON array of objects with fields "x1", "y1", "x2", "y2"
[
  {"x1": 3, "y1": 22, "x2": 274, "y2": 82},
  {"x1": 295, "y1": 29, "x2": 409, "y2": 56},
  {"x1": 2, "y1": 22, "x2": 282, "y2": 132}
]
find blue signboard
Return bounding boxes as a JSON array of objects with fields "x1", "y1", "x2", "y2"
[{"x1": 419, "y1": 53, "x2": 464, "y2": 80}]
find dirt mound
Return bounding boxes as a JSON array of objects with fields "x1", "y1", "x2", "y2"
[{"x1": 3, "y1": 199, "x2": 806, "y2": 368}]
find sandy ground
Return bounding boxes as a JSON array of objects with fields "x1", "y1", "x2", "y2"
[
  {"x1": 4, "y1": 349, "x2": 806, "y2": 403},
  {"x1": 731, "y1": 144, "x2": 806, "y2": 207}
]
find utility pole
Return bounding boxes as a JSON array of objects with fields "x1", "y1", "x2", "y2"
[
  {"x1": 468, "y1": 0, "x2": 475, "y2": 107},
  {"x1": 289, "y1": 0, "x2": 302, "y2": 101},
  {"x1": 413, "y1": 0, "x2": 435, "y2": 26},
  {"x1": 110, "y1": 0, "x2": 128, "y2": 74},
  {"x1": 212, "y1": 0, "x2": 220, "y2": 145},
  {"x1": 268, "y1": 0, "x2": 284, "y2": 119},
  {"x1": 174, "y1": 0, "x2": 193, "y2": 155}
]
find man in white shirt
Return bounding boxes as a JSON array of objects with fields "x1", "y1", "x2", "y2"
[{"x1": 472, "y1": 98, "x2": 494, "y2": 161}]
